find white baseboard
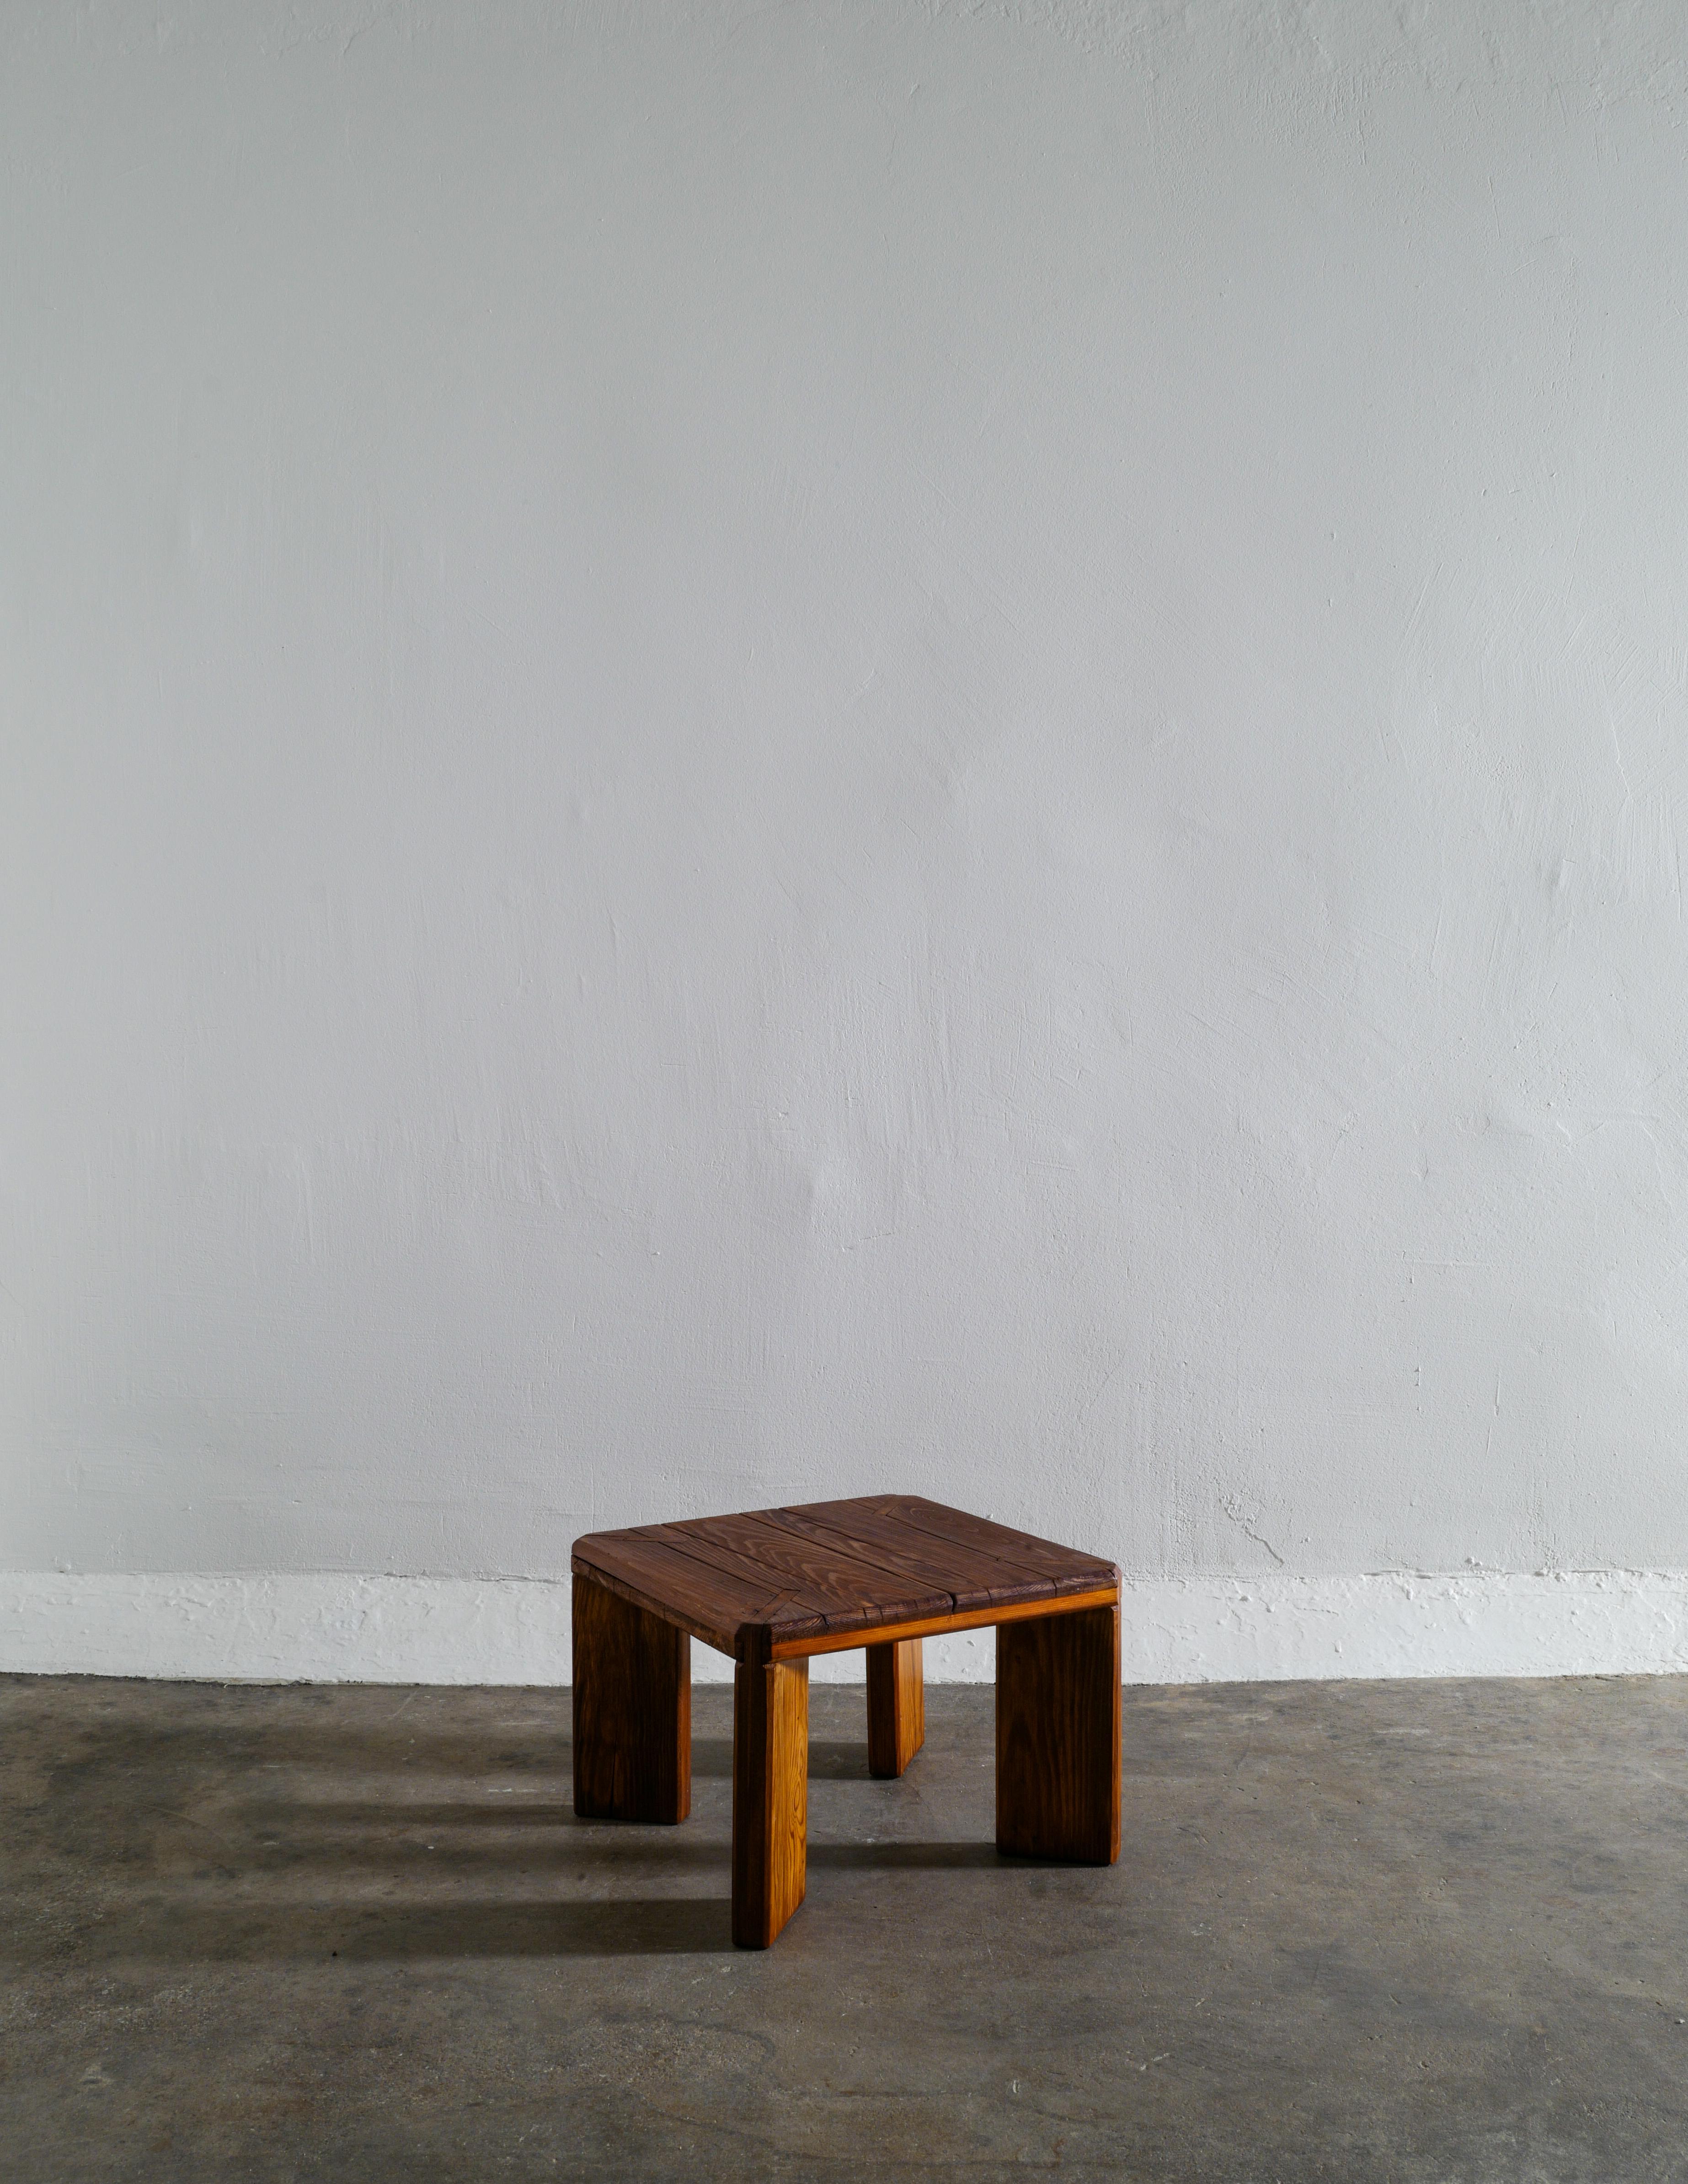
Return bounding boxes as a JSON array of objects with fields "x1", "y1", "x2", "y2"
[
  {"x1": 1120, "y1": 1569, "x2": 1688, "y2": 1682},
  {"x1": 3, "y1": 1568, "x2": 1688, "y2": 1686}
]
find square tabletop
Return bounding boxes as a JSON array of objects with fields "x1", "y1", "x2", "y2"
[{"x1": 571, "y1": 1493, "x2": 1119, "y2": 1661}]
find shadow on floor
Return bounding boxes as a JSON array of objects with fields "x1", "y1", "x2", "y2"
[
  {"x1": 692, "y1": 1737, "x2": 870, "y2": 1779},
  {"x1": 29, "y1": 1833, "x2": 1006, "y2": 1964},
  {"x1": 36, "y1": 1895, "x2": 738, "y2": 1961},
  {"x1": 807, "y1": 1841, "x2": 1001, "y2": 1870},
  {"x1": 11, "y1": 1684, "x2": 1014, "y2": 1966}
]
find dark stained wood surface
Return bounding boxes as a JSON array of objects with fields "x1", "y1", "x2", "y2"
[
  {"x1": 567, "y1": 1531, "x2": 768, "y2": 1657},
  {"x1": 866, "y1": 1635, "x2": 924, "y2": 1778},
  {"x1": 995, "y1": 1601, "x2": 1121, "y2": 1865},
  {"x1": 855, "y1": 1496, "x2": 1116, "y2": 1595},
  {"x1": 636, "y1": 1511, "x2": 943, "y2": 1634},
  {"x1": 783, "y1": 1501, "x2": 1059, "y2": 1613},
  {"x1": 571, "y1": 1570, "x2": 691, "y2": 1824},
  {"x1": 572, "y1": 1495, "x2": 1117, "y2": 1659}
]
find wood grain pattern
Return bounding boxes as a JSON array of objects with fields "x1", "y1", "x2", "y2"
[
  {"x1": 571, "y1": 1537, "x2": 751, "y2": 1657},
  {"x1": 641, "y1": 1512, "x2": 943, "y2": 1635},
  {"x1": 625, "y1": 1525, "x2": 840, "y2": 1621},
  {"x1": 732, "y1": 1635, "x2": 808, "y2": 1948},
  {"x1": 778, "y1": 1502, "x2": 1054, "y2": 1614},
  {"x1": 567, "y1": 1555, "x2": 738, "y2": 1651},
  {"x1": 770, "y1": 1584, "x2": 1119, "y2": 1659},
  {"x1": 572, "y1": 1570, "x2": 691, "y2": 1824},
  {"x1": 995, "y1": 1603, "x2": 1120, "y2": 1865},
  {"x1": 575, "y1": 1497, "x2": 1118, "y2": 1655},
  {"x1": 864, "y1": 1495, "x2": 1116, "y2": 1594},
  {"x1": 866, "y1": 1635, "x2": 924, "y2": 1778}
]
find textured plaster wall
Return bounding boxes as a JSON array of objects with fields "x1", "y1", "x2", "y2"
[{"x1": 5, "y1": 1, "x2": 1688, "y2": 1645}]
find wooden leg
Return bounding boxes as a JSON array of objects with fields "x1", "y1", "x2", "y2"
[
  {"x1": 866, "y1": 1636, "x2": 924, "y2": 1778},
  {"x1": 572, "y1": 1571, "x2": 691, "y2": 1823},
  {"x1": 732, "y1": 1641, "x2": 808, "y2": 1948},
  {"x1": 996, "y1": 1603, "x2": 1120, "y2": 1864}
]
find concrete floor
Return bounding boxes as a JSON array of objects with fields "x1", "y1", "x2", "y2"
[{"x1": 4, "y1": 1676, "x2": 1687, "y2": 2182}]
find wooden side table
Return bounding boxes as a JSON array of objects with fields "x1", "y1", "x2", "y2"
[{"x1": 571, "y1": 1494, "x2": 1121, "y2": 1947}]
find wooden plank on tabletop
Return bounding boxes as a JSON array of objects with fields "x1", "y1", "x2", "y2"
[
  {"x1": 649, "y1": 1512, "x2": 945, "y2": 1638},
  {"x1": 778, "y1": 1499, "x2": 1056, "y2": 1613},
  {"x1": 863, "y1": 1494, "x2": 1116, "y2": 1593}
]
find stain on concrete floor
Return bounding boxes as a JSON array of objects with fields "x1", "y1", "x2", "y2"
[{"x1": 3, "y1": 1673, "x2": 1687, "y2": 2180}]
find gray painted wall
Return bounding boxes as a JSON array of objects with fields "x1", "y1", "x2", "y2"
[{"x1": 5, "y1": 4, "x2": 1688, "y2": 1643}]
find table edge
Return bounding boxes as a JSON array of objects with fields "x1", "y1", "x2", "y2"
[
  {"x1": 769, "y1": 1581, "x2": 1122, "y2": 1658},
  {"x1": 572, "y1": 1546, "x2": 1121, "y2": 1663},
  {"x1": 570, "y1": 1554, "x2": 738, "y2": 1657}
]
